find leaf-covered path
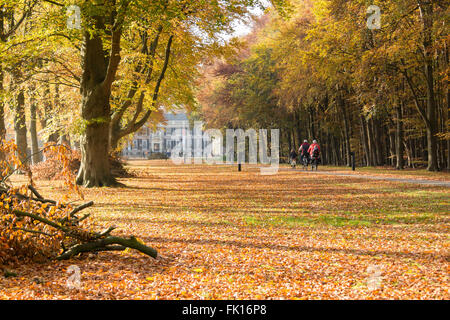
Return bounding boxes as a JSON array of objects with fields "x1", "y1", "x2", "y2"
[
  {"x1": 1, "y1": 161, "x2": 448, "y2": 299},
  {"x1": 282, "y1": 168, "x2": 450, "y2": 187}
]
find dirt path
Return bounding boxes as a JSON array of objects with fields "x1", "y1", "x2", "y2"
[{"x1": 283, "y1": 168, "x2": 450, "y2": 187}]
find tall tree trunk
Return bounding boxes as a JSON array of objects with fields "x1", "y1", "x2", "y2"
[
  {"x1": 109, "y1": 120, "x2": 121, "y2": 151},
  {"x1": 338, "y1": 94, "x2": 351, "y2": 166},
  {"x1": 324, "y1": 130, "x2": 330, "y2": 165},
  {"x1": 330, "y1": 135, "x2": 336, "y2": 165},
  {"x1": 76, "y1": 28, "x2": 118, "y2": 187},
  {"x1": 447, "y1": 78, "x2": 450, "y2": 171},
  {"x1": 77, "y1": 93, "x2": 114, "y2": 187},
  {"x1": 360, "y1": 115, "x2": 370, "y2": 166},
  {"x1": 39, "y1": 83, "x2": 59, "y2": 143},
  {"x1": 296, "y1": 108, "x2": 303, "y2": 147},
  {"x1": 29, "y1": 94, "x2": 41, "y2": 164},
  {"x1": 0, "y1": 8, "x2": 5, "y2": 157},
  {"x1": 0, "y1": 68, "x2": 5, "y2": 146},
  {"x1": 291, "y1": 127, "x2": 296, "y2": 150},
  {"x1": 395, "y1": 103, "x2": 404, "y2": 169},
  {"x1": 368, "y1": 118, "x2": 378, "y2": 166},
  {"x1": 444, "y1": 40, "x2": 450, "y2": 170},
  {"x1": 388, "y1": 128, "x2": 395, "y2": 167},
  {"x1": 374, "y1": 118, "x2": 383, "y2": 165},
  {"x1": 287, "y1": 128, "x2": 292, "y2": 153},
  {"x1": 424, "y1": 64, "x2": 439, "y2": 171},
  {"x1": 308, "y1": 106, "x2": 316, "y2": 140},
  {"x1": 14, "y1": 90, "x2": 28, "y2": 166},
  {"x1": 306, "y1": 115, "x2": 311, "y2": 141},
  {"x1": 419, "y1": 1, "x2": 439, "y2": 171}
]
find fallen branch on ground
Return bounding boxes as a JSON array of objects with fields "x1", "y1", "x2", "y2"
[
  {"x1": 1, "y1": 140, "x2": 156, "y2": 265},
  {"x1": 1, "y1": 184, "x2": 157, "y2": 262}
]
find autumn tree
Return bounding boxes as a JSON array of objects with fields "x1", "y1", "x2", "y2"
[
  {"x1": 198, "y1": 0, "x2": 449, "y2": 169},
  {"x1": 24, "y1": 0, "x2": 282, "y2": 187},
  {"x1": 0, "y1": 1, "x2": 37, "y2": 162}
]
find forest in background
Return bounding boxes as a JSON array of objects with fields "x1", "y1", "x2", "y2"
[
  {"x1": 0, "y1": 0, "x2": 448, "y2": 190},
  {"x1": 197, "y1": 0, "x2": 449, "y2": 171}
]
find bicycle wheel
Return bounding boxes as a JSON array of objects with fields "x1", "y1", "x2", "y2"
[{"x1": 311, "y1": 159, "x2": 317, "y2": 171}]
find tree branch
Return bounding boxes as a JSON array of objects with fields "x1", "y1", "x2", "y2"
[{"x1": 117, "y1": 35, "x2": 174, "y2": 140}]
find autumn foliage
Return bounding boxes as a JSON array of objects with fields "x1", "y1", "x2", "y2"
[
  {"x1": 0, "y1": 141, "x2": 155, "y2": 268},
  {"x1": 0, "y1": 141, "x2": 70, "y2": 265},
  {"x1": 31, "y1": 148, "x2": 132, "y2": 181},
  {"x1": 1, "y1": 160, "x2": 447, "y2": 299},
  {"x1": 31, "y1": 146, "x2": 81, "y2": 181}
]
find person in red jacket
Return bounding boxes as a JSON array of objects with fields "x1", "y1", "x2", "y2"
[{"x1": 308, "y1": 140, "x2": 321, "y2": 158}]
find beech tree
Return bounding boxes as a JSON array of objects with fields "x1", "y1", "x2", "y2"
[
  {"x1": 2, "y1": 0, "x2": 286, "y2": 185},
  {"x1": 27, "y1": 0, "x2": 281, "y2": 187}
]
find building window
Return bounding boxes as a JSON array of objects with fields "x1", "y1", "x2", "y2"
[{"x1": 154, "y1": 143, "x2": 160, "y2": 152}]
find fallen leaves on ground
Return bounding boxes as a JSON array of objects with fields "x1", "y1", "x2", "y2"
[{"x1": 1, "y1": 161, "x2": 448, "y2": 299}]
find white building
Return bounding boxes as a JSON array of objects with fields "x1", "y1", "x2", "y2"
[{"x1": 121, "y1": 112, "x2": 211, "y2": 159}]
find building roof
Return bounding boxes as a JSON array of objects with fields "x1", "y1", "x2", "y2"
[{"x1": 164, "y1": 112, "x2": 189, "y2": 122}]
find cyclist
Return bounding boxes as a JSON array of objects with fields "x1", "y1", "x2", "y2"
[
  {"x1": 289, "y1": 149, "x2": 298, "y2": 168},
  {"x1": 308, "y1": 140, "x2": 321, "y2": 165},
  {"x1": 299, "y1": 140, "x2": 310, "y2": 165}
]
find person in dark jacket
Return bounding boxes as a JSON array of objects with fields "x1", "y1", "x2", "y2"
[
  {"x1": 290, "y1": 149, "x2": 298, "y2": 168},
  {"x1": 299, "y1": 140, "x2": 310, "y2": 164}
]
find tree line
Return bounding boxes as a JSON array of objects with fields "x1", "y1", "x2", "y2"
[{"x1": 197, "y1": 0, "x2": 449, "y2": 171}]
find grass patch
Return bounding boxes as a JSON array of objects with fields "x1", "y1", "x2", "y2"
[
  {"x1": 244, "y1": 214, "x2": 374, "y2": 227},
  {"x1": 243, "y1": 211, "x2": 442, "y2": 228}
]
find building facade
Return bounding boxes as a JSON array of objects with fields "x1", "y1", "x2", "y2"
[{"x1": 121, "y1": 112, "x2": 210, "y2": 159}]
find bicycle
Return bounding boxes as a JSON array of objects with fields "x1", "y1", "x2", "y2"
[
  {"x1": 301, "y1": 155, "x2": 309, "y2": 170},
  {"x1": 311, "y1": 156, "x2": 319, "y2": 171}
]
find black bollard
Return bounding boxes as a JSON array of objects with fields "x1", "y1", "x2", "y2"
[
  {"x1": 238, "y1": 163, "x2": 242, "y2": 172},
  {"x1": 350, "y1": 152, "x2": 356, "y2": 171}
]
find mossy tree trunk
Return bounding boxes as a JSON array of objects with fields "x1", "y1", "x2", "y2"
[{"x1": 76, "y1": 14, "x2": 123, "y2": 187}]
